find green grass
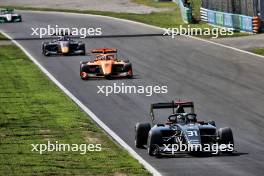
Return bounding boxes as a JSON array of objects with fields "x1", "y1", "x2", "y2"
[
  {"x1": 252, "y1": 48, "x2": 264, "y2": 56},
  {"x1": 0, "y1": 44, "x2": 150, "y2": 175},
  {"x1": 190, "y1": 0, "x2": 202, "y2": 18},
  {"x1": 132, "y1": 0, "x2": 177, "y2": 8}
]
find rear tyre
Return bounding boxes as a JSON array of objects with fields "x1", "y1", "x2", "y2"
[
  {"x1": 147, "y1": 130, "x2": 162, "y2": 156},
  {"x1": 80, "y1": 44, "x2": 86, "y2": 55},
  {"x1": 218, "y1": 127, "x2": 234, "y2": 153},
  {"x1": 135, "y1": 123, "x2": 151, "y2": 148}
]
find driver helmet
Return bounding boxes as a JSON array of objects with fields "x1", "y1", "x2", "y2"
[
  {"x1": 106, "y1": 55, "x2": 114, "y2": 60},
  {"x1": 177, "y1": 114, "x2": 185, "y2": 123},
  {"x1": 176, "y1": 106, "x2": 185, "y2": 113}
]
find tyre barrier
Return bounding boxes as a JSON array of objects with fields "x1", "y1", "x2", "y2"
[{"x1": 252, "y1": 16, "x2": 261, "y2": 33}]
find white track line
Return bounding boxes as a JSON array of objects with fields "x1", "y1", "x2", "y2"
[{"x1": 0, "y1": 30, "x2": 162, "y2": 176}]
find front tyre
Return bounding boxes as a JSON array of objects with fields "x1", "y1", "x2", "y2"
[
  {"x1": 147, "y1": 130, "x2": 162, "y2": 156},
  {"x1": 80, "y1": 64, "x2": 89, "y2": 80},
  {"x1": 125, "y1": 64, "x2": 133, "y2": 78},
  {"x1": 79, "y1": 44, "x2": 86, "y2": 55},
  {"x1": 42, "y1": 44, "x2": 50, "y2": 56},
  {"x1": 135, "y1": 123, "x2": 151, "y2": 148},
  {"x1": 218, "y1": 127, "x2": 234, "y2": 153},
  {"x1": 43, "y1": 50, "x2": 50, "y2": 56}
]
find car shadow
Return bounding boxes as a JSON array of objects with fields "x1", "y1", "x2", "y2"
[
  {"x1": 153, "y1": 151, "x2": 249, "y2": 159},
  {"x1": 80, "y1": 75, "x2": 140, "y2": 81}
]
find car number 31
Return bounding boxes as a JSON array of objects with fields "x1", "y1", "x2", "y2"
[{"x1": 187, "y1": 130, "x2": 198, "y2": 136}]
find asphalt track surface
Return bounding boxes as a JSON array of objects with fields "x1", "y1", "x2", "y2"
[{"x1": 1, "y1": 11, "x2": 264, "y2": 176}]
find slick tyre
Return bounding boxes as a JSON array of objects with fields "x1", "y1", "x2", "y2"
[
  {"x1": 80, "y1": 74, "x2": 88, "y2": 80},
  {"x1": 105, "y1": 75, "x2": 112, "y2": 80},
  {"x1": 135, "y1": 123, "x2": 151, "y2": 148},
  {"x1": 125, "y1": 64, "x2": 133, "y2": 78},
  {"x1": 43, "y1": 50, "x2": 50, "y2": 56},
  {"x1": 80, "y1": 44, "x2": 86, "y2": 55},
  {"x1": 80, "y1": 64, "x2": 89, "y2": 80},
  {"x1": 42, "y1": 44, "x2": 50, "y2": 56},
  {"x1": 147, "y1": 130, "x2": 162, "y2": 156},
  {"x1": 218, "y1": 127, "x2": 234, "y2": 153}
]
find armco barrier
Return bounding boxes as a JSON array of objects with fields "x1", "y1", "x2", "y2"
[
  {"x1": 174, "y1": 0, "x2": 192, "y2": 23},
  {"x1": 200, "y1": 8, "x2": 256, "y2": 33}
]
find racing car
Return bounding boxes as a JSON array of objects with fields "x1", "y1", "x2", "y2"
[
  {"x1": 42, "y1": 35, "x2": 85, "y2": 56},
  {"x1": 80, "y1": 48, "x2": 133, "y2": 80},
  {"x1": 0, "y1": 8, "x2": 22, "y2": 23},
  {"x1": 135, "y1": 101, "x2": 234, "y2": 157}
]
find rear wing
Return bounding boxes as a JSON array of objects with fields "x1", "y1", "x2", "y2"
[
  {"x1": 151, "y1": 101, "x2": 194, "y2": 109},
  {"x1": 91, "y1": 48, "x2": 117, "y2": 54},
  {"x1": 150, "y1": 101, "x2": 194, "y2": 124}
]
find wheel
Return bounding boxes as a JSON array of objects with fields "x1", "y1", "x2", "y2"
[
  {"x1": 42, "y1": 44, "x2": 50, "y2": 56},
  {"x1": 135, "y1": 123, "x2": 151, "y2": 148},
  {"x1": 147, "y1": 130, "x2": 162, "y2": 156},
  {"x1": 80, "y1": 44, "x2": 86, "y2": 55},
  {"x1": 105, "y1": 74, "x2": 112, "y2": 80},
  {"x1": 80, "y1": 72, "x2": 88, "y2": 80},
  {"x1": 125, "y1": 64, "x2": 133, "y2": 78},
  {"x1": 18, "y1": 16, "x2": 22, "y2": 22},
  {"x1": 218, "y1": 127, "x2": 234, "y2": 153},
  {"x1": 43, "y1": 50, "x2": 50, "y2": 56},
  {"x1": 80, "y1": 64, "x2": 89, "y2": 80},
  {"x1": 127, "y1": 69, "x2": 133, "y2": 78},
  {"x1": 82, "y1": 49, "x2": 86, "y2": 55}
]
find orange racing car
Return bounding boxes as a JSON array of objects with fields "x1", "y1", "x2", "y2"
[{"x1": 80, "y1": 48, "x2": 133, "y2": 80}]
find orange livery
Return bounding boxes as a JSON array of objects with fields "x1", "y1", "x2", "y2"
[{"x1": 80, "y1": 48, "x2": 133, "y2": 80}]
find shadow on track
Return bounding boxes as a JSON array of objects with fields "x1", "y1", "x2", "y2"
[{"x1": 0, "y1": 33, "x2": 171, "y2": 41}]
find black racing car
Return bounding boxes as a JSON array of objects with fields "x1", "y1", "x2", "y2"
[
  {"x1": 42, "y1": 35, "x2": 85, "y2": 56},
  {"x1": 135, "y1": 101, "x2": 234, "y2": 157}
]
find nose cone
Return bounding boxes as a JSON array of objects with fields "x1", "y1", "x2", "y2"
[
  {"x1": 61, "y1": 47, "x2": 69, "y2": 53},
  {"x1": 102, "y1": 61, "x2": 113, "y2": 75},
  {"x1": 6, "y1": 14, "x2": 12, "y2": 21},
  {"x1": 60, "y1": 42, "x2": 69, "y2": 54}
]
